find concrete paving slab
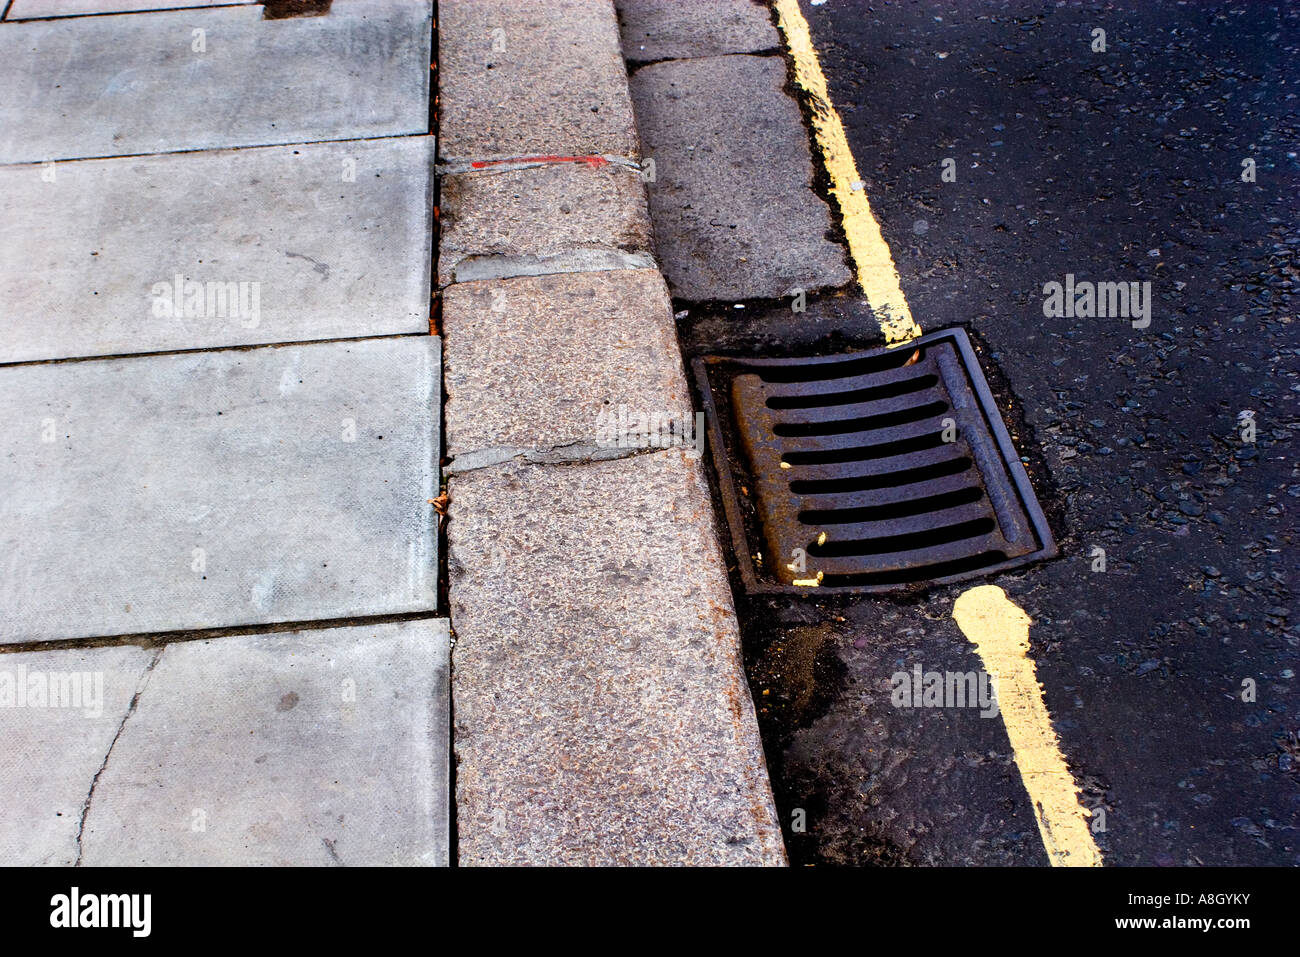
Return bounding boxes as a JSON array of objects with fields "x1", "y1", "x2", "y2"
[
  {"x1": 79, "y1": 619, "x2": 450, "y2": 866},
  {"x1": 629, "y1": 54, "x2": 852, "y2": 301},
  {"x1": 0, "y1": 337, "x2": 440, "y2": 643},
  {"x1": 0, "y1": 0, "x2": 431, "y2": 164},
  {"x1": 0, "y1": 137, "x2": 433, "y2": 363},
  {"x1": 8, "y1": 0, "x2": 254, "y2": 18},
  {"x1": 0, "y1": 643, "x2": 157, "y2": 866},
  {"x1": 448, "y1": 449, "x2": 786, "y2": 865},
  {"x1": 443, "y1": 269, "x2": 691, "y2": 461},
  {"x1": 616, "y1": 0, "x2": 780, "y2": 63},
  {"x1": 437, "y1": 161, "x2": 654, "y2": 287},
  {"x1": 438, "y1": 0, "x2": 639, "y2": 162}
]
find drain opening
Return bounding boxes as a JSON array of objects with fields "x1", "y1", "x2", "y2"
[
  {"x1": 693, "y1": 328, "x2": 1056, "y2": 594},
  {"x1": 820, "y1": 551, "x2": 1010, "y2": 589},
  {"x1": 799, "y1": 485, "x2": 985, "y2": 525},
  {"x1": 782, "y1": 429, "x2": 946, "y2": 466},
  {"x1": 767, "y1": 373, "x2": 940, "y2": 409},
  {"x1": 772, "y1": 399, "x2": 949, "y2": 438},
  {"x1": 807, "y1": 517, "x2": 997, "y2": 558}
]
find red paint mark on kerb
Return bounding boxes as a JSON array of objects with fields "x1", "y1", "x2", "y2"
[{"x1": 469, "y1": 155, "x2": 611, "y2": 169}]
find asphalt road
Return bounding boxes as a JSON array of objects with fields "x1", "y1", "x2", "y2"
[{"x1": 706, "y1": 0, "x2": 1297, "y2": 866}]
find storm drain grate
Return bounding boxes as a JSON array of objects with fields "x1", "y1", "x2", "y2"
[{"x1": 693, "y1": 328, "x2": 1056, "y2": 593}]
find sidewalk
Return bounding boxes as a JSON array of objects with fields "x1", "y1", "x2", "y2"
[
  {"x1": 0, "y1": 0, "x2": 446, "y2": 866},
  {"x1": 2, "y1": 0, "x2": 794, "y2": 867}
]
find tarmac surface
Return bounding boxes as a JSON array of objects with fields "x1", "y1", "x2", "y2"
[{"x1": 681, "y1": 0, "x2": 1298, "y2": 866}]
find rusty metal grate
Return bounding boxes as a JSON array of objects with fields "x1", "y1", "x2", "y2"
[{"x1": 693, "y1": 328, "x2": 1056, "y2": 593}]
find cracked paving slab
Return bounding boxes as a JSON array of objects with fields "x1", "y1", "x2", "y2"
[
  {"x1": 0, "y1": 643, "x2": 157, "y2": 866},
  {"x1": 74, "y1": 646, "x2": 162, "y2": 866},
  {"x1": 442, "y1": 269, "x2": 693, "y2": 466},
  {"x1": 0, "y1": 137, "x2": 434, "y2": 363},
  {"x1": 444, "y1": 440, "x2": 661, "y2": 476},
  {"x1": 437, "y1": 160, "x2": 654, "y2": 288},
  {"x1": 0, "y1": 0, "x2": 431, "y2": 164},
  {"x1": 78, "y1": 619, "x2": 450, "y2": 866}
]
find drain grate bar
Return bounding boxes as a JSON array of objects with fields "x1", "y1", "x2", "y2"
[
  {"x1": 787, "y1": 448, "x2": 972, "y2": 491},
  {"x1": 693, "y1": 328, "x2": 1056, "y2": 593},
  {"x1": 806, "y1": 499, "x2": 995, "y2": 543}
]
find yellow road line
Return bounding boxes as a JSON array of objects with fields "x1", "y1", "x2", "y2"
[
  {"x1": 776, "y1": 3, "x2": 1093, "y2": 865},
  {"x1": 953, "y1": 586, "x2": 1104, "y2": 867},
  {"x1": 773, "y1": 0, "x2": 923, "y2": 346}
]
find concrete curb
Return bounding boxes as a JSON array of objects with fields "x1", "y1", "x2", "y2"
[{"x1": 438, "y1": 0, "x2": 786, "y2": 865}]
